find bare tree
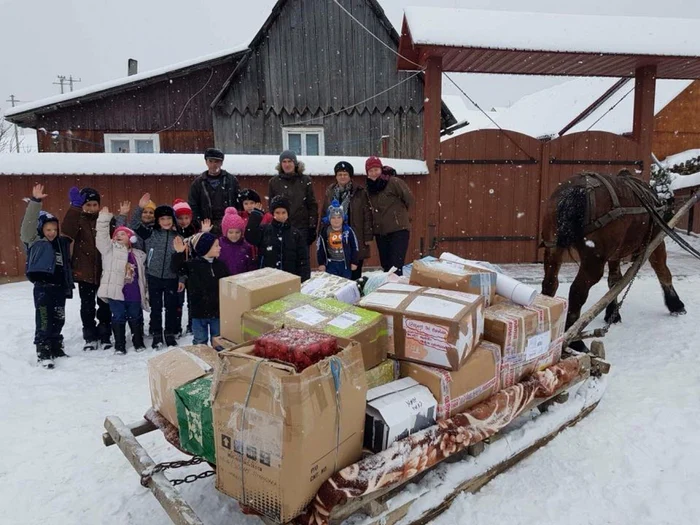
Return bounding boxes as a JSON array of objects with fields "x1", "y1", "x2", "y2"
[{"x1": 0, "y1": 115, "x2": 26, "y2": 152}]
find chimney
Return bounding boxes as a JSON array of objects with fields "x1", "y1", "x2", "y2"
[{"x1": 128, "y1": 59, "x2": 138, "y2": 76}]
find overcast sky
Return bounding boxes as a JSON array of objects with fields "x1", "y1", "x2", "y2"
[{"x1": 1, "y1": 0, "x2": 699, "y2": 116}]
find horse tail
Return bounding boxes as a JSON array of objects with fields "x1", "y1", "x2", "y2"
[{"x1": 556, "y1": 185, "x2": 587, "y2": 248}]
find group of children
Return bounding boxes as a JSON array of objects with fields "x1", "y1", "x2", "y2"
[{"x1": 21, "y1": 179, "x2": 363, "y2": 369}]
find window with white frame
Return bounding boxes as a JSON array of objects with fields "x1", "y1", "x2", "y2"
[
  {"x1": 282, "y1": 127, "x2": 324, "y2": 156},
  {"x1": 104, "y1": 133, "x2": 160, "y2": 153}
]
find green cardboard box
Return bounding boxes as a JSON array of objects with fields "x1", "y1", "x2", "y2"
[{"x1": 175, "y1": 375, "x2": 216, "y2": 464}]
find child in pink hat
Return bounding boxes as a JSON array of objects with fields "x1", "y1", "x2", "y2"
[{"x1": 218, "y1": 207, "x2": 256, "y2": 275}]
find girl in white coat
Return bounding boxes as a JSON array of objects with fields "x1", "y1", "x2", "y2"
[{"x1": 96, "y1": 206, "x2": 149, "y2": 354}]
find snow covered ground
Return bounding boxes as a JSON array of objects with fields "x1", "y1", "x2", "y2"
[{"x1": 1, "y1": 245, "x2": 699, "y2": 524}]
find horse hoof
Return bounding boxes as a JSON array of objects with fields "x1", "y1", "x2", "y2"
[
  {"x1": 671, "y1": 309, "x2": 687, "y2": 317},
  {"x1": 604, "y1": 312, "x2": 622, "y2": 324}
]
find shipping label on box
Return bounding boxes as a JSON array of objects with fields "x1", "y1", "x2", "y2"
[
  {"x1": 219, "y1": 268, "x2": 301, "y2": 343},
  {"x1": 409, "y1": 259, "x2": 497, "y2": 306},
  {"x1": 213, "y1": 338, "x2": 367, "y2": 523},
  {"x1": 400, "y1": 341, "x2": 501, "y2": 420},
  {"x1": 301, "y1": 272, "x2": 361, "y2": 305},
  {"x1": 359, "y1": 285, "x2": 484, "y2": 370},
  {"x1": 242, "y1": 293, "x2": 388, "y2": 370},
  {"x1": 364, "y1": 377, "x2": 437, "y2": 452}
]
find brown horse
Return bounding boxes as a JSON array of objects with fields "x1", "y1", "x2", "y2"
[{"x1": 540, "y1": 170, "x2": 685, "y2": 352}]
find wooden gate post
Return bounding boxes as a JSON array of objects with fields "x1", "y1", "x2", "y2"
[
  {"x1": 423, "y1": 55, "x2": 443, "y2": 253},
  {"x1": 632, "y1": 65, "x2": 657, "y2": 180}
]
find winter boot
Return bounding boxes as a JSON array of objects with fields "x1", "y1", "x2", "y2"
[
  {"x1": 129, "y1": 320, "x2": 146, "y2": 352},
  {"x1": 100, "y1": 333, "x2": 113, "y2": 351},
  {"x1": 51, "y1": 340, "x2": 68, "y2": 359},
  {"x1": 152, "y1": 332, "x2": 164, "y2": 350},
  {"x1": 37, "y1": 344, "x2": 54, "y2": 369},
  {"x1": 164, "y1": 333, "x2": 178, "y2": 347},
  {"x1": 113, "y1": 323, "x2": 127, "y2": 355},
  {"x1": 83, "y1": 340, "x2": 99, "y2": 351}
]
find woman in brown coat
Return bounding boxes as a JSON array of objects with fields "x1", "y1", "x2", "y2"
[
  {"x1": 365, "y1": 157, "x2": 414, "y2": 275},
  {"x1": 322, "y1": 161, "x2": 373, "y2": 280}
]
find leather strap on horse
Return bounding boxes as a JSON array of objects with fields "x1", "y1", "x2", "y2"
[{"x1": 582, "y1": 172, "x2": 648, "y2": 235}]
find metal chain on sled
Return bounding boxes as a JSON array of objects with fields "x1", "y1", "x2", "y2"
[{"x1": 141, "y1": 456, "x2": 216, "y2": 487}]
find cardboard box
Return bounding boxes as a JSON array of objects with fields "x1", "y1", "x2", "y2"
[
  {"x1": 175, "y1": 376, "x2": 215, "y2": 464},
  {"x1": 500, "y1": 337, "x2": 564, "y2": 389},
  {"x1": 400, "y1": 341, "x2": 501, "y2": 420},
  {"x1": 148, "y1": 345, "x2": 220, "y2": 429},
  {"x1": 219, "y1": 268, "x2": 301, "y2": 343},
  {"x1": 409, "y1": 259, "x2": 497, "y2": 306},
  {"x1": 483, "y1": 302, "x2": 540, "y2": 362},
  {"x1": 364, "y1": 377, "x2": 437, "y2": 453},
  {"x1": 213, "y1": 338, "x2": 367, "y2": 523},
  {"x1": 242, "y1": 293, "x2": 388, "y2": 370},
  {"x1": 359, "y1": 283, "x2": 484, "y2": 370},
  {"x1": 526, "y1": 295, "x2": 569, "y2": 341},
  {"x1": 365, "y1": 358, "x2": 399, "y2": 390},
  {"x1": 301, "y1": 271, "x2": 361, "y2": 305}
]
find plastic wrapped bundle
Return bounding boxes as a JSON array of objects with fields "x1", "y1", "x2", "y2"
[
  {"x1": 361, "y1": 270, "x2": 409, "y2": 296},
  {"x1": 253, "y1": 328, "x2": 340, "y2": 372}
]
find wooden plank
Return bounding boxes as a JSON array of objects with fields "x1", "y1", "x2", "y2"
[
  {"x1": 102, "y1": 418, "x2": 157, "y2": 447},
  {"x1": 104, "y1": 416, "x2": 204, "y2": 525}
]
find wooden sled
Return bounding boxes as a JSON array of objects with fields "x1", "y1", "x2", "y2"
[{"x1": 103, "y1": 348, "x2": 610, "y2": 525}]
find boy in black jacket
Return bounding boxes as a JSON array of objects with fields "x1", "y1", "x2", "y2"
[
  {"x1": 245, "y1": 196, "x2": 310, "y2": 282},
  {"x1": 172, "y1": 232, "x2": 230, "y2": 346},
  {"x1": 20, "y1": 184, "x2": 74, "y2": 369}
]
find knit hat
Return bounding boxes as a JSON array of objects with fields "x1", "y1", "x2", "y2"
[
  {"x1": 270, "y1": 195, "x2": 291, "y2": 214},
  {"x1": 204, "y1": 148, "x2": 224, "y2": 161},
  {"x1": 279, "y1": 150, "x2": 298, "y2": 164},
  {"x1": 143, "y1": 200, "x2": 156, "y2": 212},
  {"x1": 80, "y1": 187, "x2": 100, "y2": 204},
  {"x1": 334, "y1": 161, "x2": 354, "y2": 177},
  {"x1": 190, "y1": 232, "x2": 217, "y2": 257},
  {"x1": 154, "y1": 205, "x2": 176, "y2": 229},
  {"x1": 239, "y1": 188, "x2": 262, "y2": 204},
  {"x1": 37, "y1": 211, "x2": 58, "y2": 238},
  {"x1": 222, "y1": 207, "x2": 246, "y2": 233},
  {"x1": 365, "y1": 156, "x2": 383, "y2": 173},
  {"x1": 112, "y1": 226, "x2": 138, "y2": 245},
  {"x1": 172, "y1": 198, "x2": 192, "y2": 218},
  {"x1": 327, "y1": 199, "x2": 345, "y2": 220}
]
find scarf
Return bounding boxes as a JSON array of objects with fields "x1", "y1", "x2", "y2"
[
  {"x1": 366, "y1": 173, "x2": 390, "y2": 194},
  {"x1": 332, "y1": 182, "x2": 353, "y2": 216}
]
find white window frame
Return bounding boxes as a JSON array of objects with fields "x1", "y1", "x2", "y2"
[
  {"x1": 282, "y1": 127, "x2": 325, "y2": 156},
  {"x1": 104, "y1": 133, "x2": 161, "y2": 153}
]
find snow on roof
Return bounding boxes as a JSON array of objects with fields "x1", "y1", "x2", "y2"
[
  {"x1": 458, "y1": 77, "x2": 693, "y2": 139},
  {"x1": 670, "y1": 172, "x2": 700, "y2": 191},
  {"x1": 663, "y1": 149, "x2": 700, "y2": 167},
  {"x1": 403, "y1": 8, "x2": 700, "y2": 57},
  {"x1": 5, "y1": 44, "x2": 249, "y2": 117},
  {"x1": 0, "y1": 153, "x2": 428, "y2": 176}
]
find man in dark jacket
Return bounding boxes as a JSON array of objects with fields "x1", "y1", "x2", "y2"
[
  {"x1": 245, "y1": 196, "x2": 310, "y2": 282},
  {"x1": 62, "y1": 186, "x2": 112, "y2": 350},
  {"x1": 268, "y1": 150, "x2": 319, "y2": 247},
  {"x1": 188, "y1": 148, "x2": 241, "y2": 235}
]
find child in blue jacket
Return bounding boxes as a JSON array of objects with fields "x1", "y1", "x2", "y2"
[
  {"x1": 316, "y1": 200, "x2": 360, "y2": 279},
  {"x1": 20, "y1": 184, "x2": 74, "y2": 369}
]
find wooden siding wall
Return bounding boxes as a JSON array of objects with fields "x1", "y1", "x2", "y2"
[
  {"x1": 654, "y1": 80, "x2": 700, "y2": 160},
  {"x1": 0, "y1": 173, "x2": 428, "y2": 280},
  {"x1": 672, "y1": 189, "x2": 700, "y2": 234},
  {"x1": 213, "y1": 108, "x2": 423, "y2": 158},
  {"x1": 38, "y1": 130, "x2": 215, "y2": 154}
]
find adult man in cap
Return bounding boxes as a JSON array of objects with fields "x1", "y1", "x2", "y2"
[
  {"x1": 268, "y1": 150, "x2": 319, "y2": 247},
  {"x1": 188, "y1": 148, "x2": 241, "y2": 235}
]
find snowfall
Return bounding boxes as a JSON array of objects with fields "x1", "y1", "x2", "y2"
[{"x1": 2, "y1": 239, "x2": 699, "y2": 525}]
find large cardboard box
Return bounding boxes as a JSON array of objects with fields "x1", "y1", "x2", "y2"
[
  {"x1": 175, "y1": 376, "x2": 215, "y2": 464},
  {"x1": 219, "y1": 268, "x2": 301, "y2": 343},
  {"x1": 301, "y1": 271, "x2": 361, "y2": 305},
  {"x1": 526, "y1": 295, "x2": 568, "y2": 341},
  {"x1": 500, "y1": 337, "x2": 564, "y2": 389},
  {"x1": 213, "y1": 338, "x2": 367, "y2": 523},
  {"x1": 359, "y1": 283, "x2": 484, "y2": 370},
  {"x1": 400, "y1": 341, "x2": 501, "y2": 420},
  {"x1": 364, "y1": 377, "x2": 438, "y2": 452},
  {"x1": 242, "y1": 293, "x2": 388, "y2": 370},
  {"x1": 365, "y1": 358, "x2": 399, "y2": 390},
  {"x1": 409, "y1": 259, "x2": 497, "y2": 306},
  {"x1": 484, "y1": 302, "x2": 540, "y2": 362},
  {"x1": 148, "y1": 345, "x2": 220, "y2": 428}
]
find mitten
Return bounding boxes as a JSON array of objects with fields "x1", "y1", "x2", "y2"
[{"x1": 69, "y1": 186, "x2": 85, "y2": 207}]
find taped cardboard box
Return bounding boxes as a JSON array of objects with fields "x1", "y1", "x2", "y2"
[
  {"x1": 400, "y1": 341, "x2": 501, "y2": 420},
  {"x1": 364, "y1": 377, "x2": 438, "y2": 453},
  {"x1": 359, "y1": 283, "x2": 484, "y2": 371},
  {"x1": 409, "y1": 258, "x2": 497, "y2": 306},
  {"x1": 242, "y1": 293, "x2": 388, "y2": 370},
  {"x1": 301, "y1": 271, "x2": 361, "y2": 305},
  {"x1": 148, "y1": 345, "x2": 220, "y2": 428},
  {"x1": 526, "y1": 294, "x2": 568, "y2": 341},
  {"x1": 483, "y1": 302, "x2": 539, "y2": 362},
  {"x1": 500, "y1": 337, "x2": 564, "y2": 389},
  {"x1": 175, "y1": 376, "x2": 215, "y2": 464},
  {"x1": 213, "y1": 338, "x2": 367, "y2": 523},
  {"x1": 365, "y1": 358, "x2": 399, "y2": 390},
  {"x1": 219, "y1": 268, "x2": 301, "y2": 343}
]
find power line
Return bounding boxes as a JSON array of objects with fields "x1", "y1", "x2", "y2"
[
  {"x1": 155, "y1": 68, "x2": 215, "y2": 135},
  {"x1": 53, "y1": 75, "x2": 81, "y2": 94},
  {"x1": 5, "y1": 95, "x2": 22, "y2": 153}
]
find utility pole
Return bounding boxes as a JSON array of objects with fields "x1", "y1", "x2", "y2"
[
  {"x1": 54, "y1": 75, "x2": 82, "y2": 94},
  {"x1": 53, "y1": 75, "x2": 67, "y2": 94},
  {"x1": 67, "y1": 75, "x2": 81, "y2": 92},
  {"x1": 5, "y1": 94, "x2": 21, "y2": 153}
]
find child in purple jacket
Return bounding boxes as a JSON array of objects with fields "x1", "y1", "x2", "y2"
[{"x1": 219, "y1": 207, "x2": 256, "y2": 275}]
